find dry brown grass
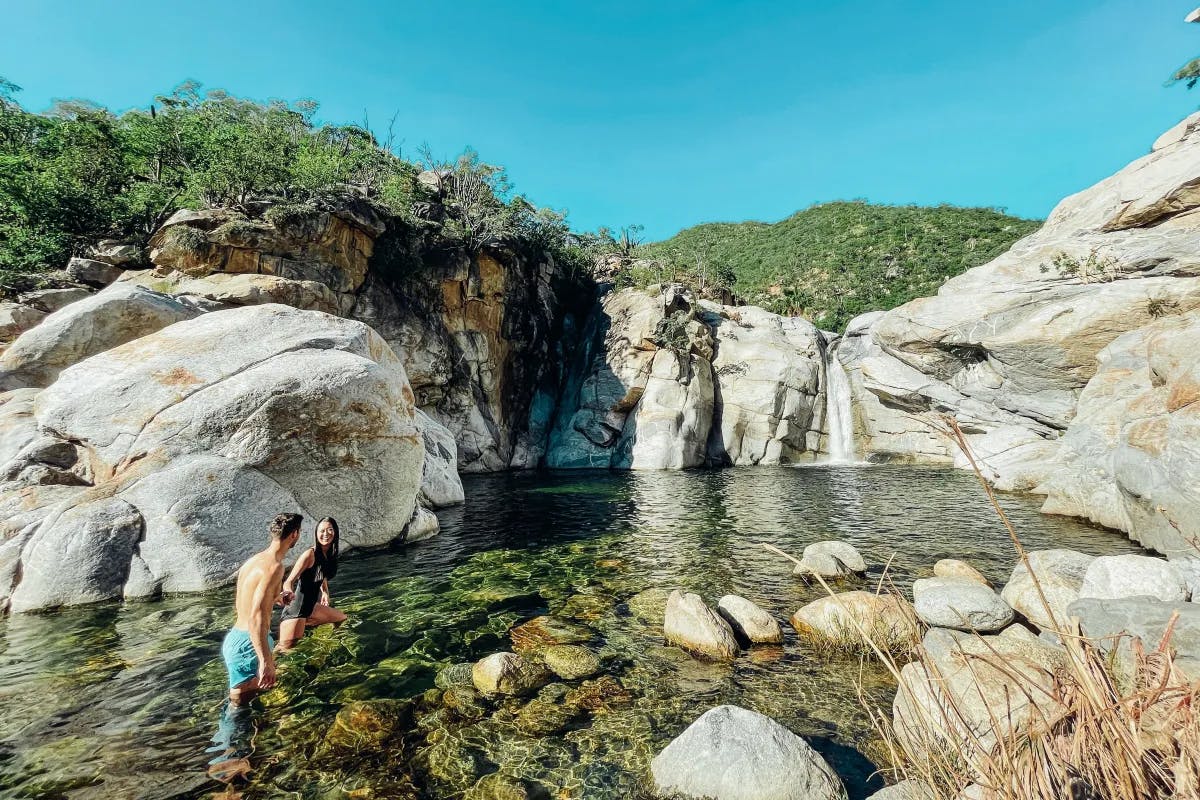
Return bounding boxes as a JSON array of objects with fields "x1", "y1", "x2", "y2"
[{"x1": 843, "y1": 418, "x2": 1200, "y2": 800}]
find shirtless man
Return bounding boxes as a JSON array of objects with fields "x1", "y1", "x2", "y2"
[{"x1": 220, "y1": 512, "x2": 303, "y2": 705}]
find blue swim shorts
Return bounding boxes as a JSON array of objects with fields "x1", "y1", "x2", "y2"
[{"x1": 221, "y1": 628, "x2": 275, "y2": 690}]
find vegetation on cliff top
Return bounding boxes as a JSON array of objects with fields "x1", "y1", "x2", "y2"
[
  {"x1": 0, "y1": 79, "x2": 592, "y2": 292},
  {"x1": 636, "y1": 202, "x2": 1041, "y2": 331}
]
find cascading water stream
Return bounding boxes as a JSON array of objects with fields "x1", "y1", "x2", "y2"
[{"x1": 824, "y1": 344, "x2": 857, "y2": 463}]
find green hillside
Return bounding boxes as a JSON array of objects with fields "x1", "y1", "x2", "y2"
[{"x1": 636, "y1": 201, "x2": 1041, "y2": 331}]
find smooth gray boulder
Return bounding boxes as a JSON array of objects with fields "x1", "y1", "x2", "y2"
[
  {"x1": 402, "y1": 505, "x2": 440, "y2": 543},
  {"x1": 912, "y1": 577, "x2": 1013, "y2": 632},
  {"x1": 1000, "y1": 549, "x2": 1094, "y2": 632},
  {"x1": 1078, "y1": 554, "x2": 1189, "y2": 602},
  {"x1": 65, "y1": 256, "x2": 124, "y2": 287},
  {"x1": 716, "y1": 595, "x2": 784, "y2": 644},
  {"x1": 1068, "y1": 596, "x2": 1200, "y2": 679},
  {"x1": 0, "y1": 282, "x2": 201, "y2": 389},
  {"x1": 650, "y1": 705, "x2": 846, "y2": 800},
  {"x1": 8, "y1": 497, "x2": 143, "y2": 612},
  {"x1": 416, "y1": 409, "x2": 465, "y2": 508},
  {"x1": 791, "y1": 591, "x2": 919, "y2": 651},
  {"x1": 796, "y1": 540, "x2": 867, "y2": 577},
  {"x1": 664, "y1": 590, "x2": 740, "y2": 661}
]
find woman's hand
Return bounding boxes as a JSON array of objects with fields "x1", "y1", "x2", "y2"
[{"x1": 320, "y1": 592, "x2": 331, "y2": 607}]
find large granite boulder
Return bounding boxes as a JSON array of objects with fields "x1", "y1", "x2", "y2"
[
  {"x1": 1068, "y1": 596, "x2": 1200, "y2": 679},
  {"x1": 892, "y1": 627, "x2": 1066, "y2": 766},
  {"x1": 912, "y1": 577, "x2": 1013, "y2": 632},
  {"x1": 1078, "y1": 554, "x2": 1189, "y2": 602},
  {"x1": 0, "y1": 282, "x2": 202, "y2": 390},
  {"x1": 999, "y1": 549, "x2": 1094, "y2": 632},
  {"x1": 3, "y1": 304, "x2": 425, "y2": 612},
  {"x1": 650, "y1": 705, "x2": 847, "y2": 800},
  {"x1": 415, "y1": 410, "x2": 465, "y2": 509},
  {"x1": 1039, "y1": 310, "x2": 1200, "y2": 557}
]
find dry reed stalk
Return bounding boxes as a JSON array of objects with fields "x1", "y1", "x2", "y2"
[{"x1": 802, "y1": 415, "x2": 1200, "y2": 800}]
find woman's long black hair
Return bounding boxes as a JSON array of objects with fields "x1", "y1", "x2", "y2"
[{"x1": 314, "y1": 517, "x2": 339, "y2": 580}]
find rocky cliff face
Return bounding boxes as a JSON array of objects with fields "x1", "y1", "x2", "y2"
[
  {"x1": 546, "y1": 285, "x2": 828, "y2": 469},
  {"x1": 838, "y1": 113, "x2": 1200, "y2": 555}
]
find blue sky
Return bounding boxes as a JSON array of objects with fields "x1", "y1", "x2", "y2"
[{"x1": 2, "y1": 1, "x2": 1197, "y2": 239}]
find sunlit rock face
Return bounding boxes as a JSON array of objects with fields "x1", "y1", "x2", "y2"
[
  {"x1": 1, "y1": 305, "x2": 425, "y2": 612},
  {"x1": 832, "y1": 114, "x2": 1200, "y2": 553},
  {"x1": 544, "y1": 285, "x2": 828, "y2": 469}
]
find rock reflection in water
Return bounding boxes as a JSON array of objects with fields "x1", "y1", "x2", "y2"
[{"x1": 0, "y1": 466, "x2": 1144, "y2": 799}]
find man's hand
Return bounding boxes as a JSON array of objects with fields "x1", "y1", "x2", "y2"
[
  {"x1": 258, "y1": 658, "x2": 277, "y2": 690},
  {"x1": 277, "y1": 589, "x2": 294, "y2": 607}
]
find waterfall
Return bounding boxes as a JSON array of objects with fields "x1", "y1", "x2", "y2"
[{"x1": 824, "y1": 345, "x2": 856, "y2": 463}]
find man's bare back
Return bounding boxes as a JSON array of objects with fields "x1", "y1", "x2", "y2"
[{"x1": 221, "y1": 513, "x2": 302, "y2": 704}]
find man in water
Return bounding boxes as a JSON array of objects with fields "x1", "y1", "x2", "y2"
[{"x1": 221, "y1": 512, "x2": 303, "y2": 705}]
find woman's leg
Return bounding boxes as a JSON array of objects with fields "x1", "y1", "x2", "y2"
[
  {"x1": 305, "y1": 603, "x2": 347, "y2": 628},
  {"x1": 277, "y1": 616, "x2": 307, "y2": 651}
]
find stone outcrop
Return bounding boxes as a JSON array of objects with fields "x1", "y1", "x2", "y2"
[
  {"x1": 829, "y1": 114, "x2": 1200, "y2": 555},
  {"x1": 1038, "y1": 310, "x2": 1200, "y2": 556},
  {"x1": 545, "y1": 285, "x2": 828, "y2": 468},
  {"x1": 912, "y1": 577, "x2": 1013, "y2": 632},
  {"x1": 999, "y1": 549, "x2": 1094, "y2": 632},
  {"x1": 2, "y1": 305, "x2": 426, "y2": 612}
]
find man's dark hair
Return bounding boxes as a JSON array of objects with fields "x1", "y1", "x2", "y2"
[{"x1": 269, "y1": 513, "x2": 304, "y2": 540}]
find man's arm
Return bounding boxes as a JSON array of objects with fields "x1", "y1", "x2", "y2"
[
  {"x1": 249, "y1": 566, "x2": 280, "y2": 688},
  {"x1": 280, "y1": 549, "x2": 313, "y2": 605}
]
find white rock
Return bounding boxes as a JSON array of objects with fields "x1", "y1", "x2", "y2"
[
  {"x1": 16, "y1": 288, "x2": 91, "y2": 314},
  {"x1": 415, "y1": 410, "x2": 464, "y2": 509},
  {"x1": 0, "y1": 302, "x2": 47, "y2": 343},
  {"x1": 4, "y1": 304, "x2": 425, "y2": 611},
  {"x1": 999, "y1": 549, "x2": 1094, "y2": 632},
  {"x1": 912, "y1": 577, "x2": 1014, "y2": 632},
  {"x1": 664, "y1": 590, "x2": 740, "y2": 661},
  {"x1": 650, "y1": 705, "x2": 846, "y2": 800},
  {"x1": 716, "y1": 595, "x2": 783, "y2": 644},
  {"x1": 1078, "y1": 554, "x2": 1188, "y2": 602},
  {"x1": 403, "y1": 505, "x2": 440, "y2": 543},
  {"x1": 471, "y1": 652, "x2": 544, "y2": 696},
  {"x1": 0, "y1": 282, "x2": 201, "y2": 389}
]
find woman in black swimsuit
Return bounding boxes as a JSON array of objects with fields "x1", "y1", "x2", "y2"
[{"x1": 278, "y1": 517, "x2": 347, "y2": 650}]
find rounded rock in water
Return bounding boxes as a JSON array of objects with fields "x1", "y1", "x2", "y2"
[
  {"x1": 716, "y1": 595, "x2": 783, "y2": 644},
  {"x1": 664, "y1": 590, "x2": 740, "y2": 661},
  {"x1": 651, "y1": 704, "x2": 847, "y2": 800}
]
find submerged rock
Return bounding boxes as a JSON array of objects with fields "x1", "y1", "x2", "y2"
[
  {"x1": 664, "y1": 590, "x2": 740, "y2": 661},
  {"x1": 464, "y1": 773, "x2": 552, "y2": 800},
  {"x1": 627, "y1": 587, "x2": 672, "y2": 623},
  {"x1": 650, "y1": 705, "x2": 847, "y2": 800},
  {"x1": 435, "y1": 662, "x2": 476, "y2": 690},
  {"x1": 912, "y1": 577, "x2": 1013, "y2": 632},
  {"x1": 933, "y1": 559, "x2": 990, "y2": 586},
  {"x1": 471, "y1": 652, "x2": 548, "y2": 697},
  {"x1": 716, "y1": 595, "x2": 783, "y2": 644},
  {"x1": 999, "y1": 549, "x2": 1094, "y2": 632},
  {"x1": 509, "y1": 615, "x2": 593, "y2": 654},
  {"x1": 324, "y1": 699, "x2": 409, "y2": 750},
  {"x1": 541, "y1": 644, "x2": 602, "y2": 680},
  {"x1": 796, "y1": 541, "x2": 867, "y2": 577}
]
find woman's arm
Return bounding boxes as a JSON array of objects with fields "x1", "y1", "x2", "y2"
[
  {"x1": 320, "y1": 578, "x2": 331, "y2": 606},
  {"x1": 281, "y1": 548, "x2": 314, "y2": 601}
]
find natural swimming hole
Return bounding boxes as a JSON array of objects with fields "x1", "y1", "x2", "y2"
[{"x1": 0, "y1": 466, "x2": 1144, "y2": 799}]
